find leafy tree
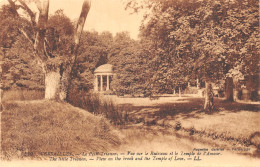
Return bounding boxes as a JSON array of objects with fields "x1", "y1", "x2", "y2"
[
  {"x1": 106, "y1": 32, "x2": 151, "y2": 96},
  {"x1": 108, "y1": 32, "x2": 134, "y2": 62},
  {"x1": 71, "y1": 31, "x2": 114, "y2": 92},
  {"x1": 126, "y1": 0, "x2": 259, "y2": 110},
  {"x1": 136, "y1": 0, "x2": 200, "y2": 96},
  {"x1": 0, "y1": 4, "x2": 43, "y2": 90},
  {"x1": 0, "y1": 4, "x2": 22, "y2": 49},
  {"x1": 4, "y1": 0, "x2": 91, "y2": 101},
  {"x1": 3, "y1": 35, "x2": 44, "y2": 90},
  {"x1": 109, "y1": 39, "x2": 152, "y2": 96},
  {"x1": 223, "y1": 0, "x2": 259, "y2": 101}
]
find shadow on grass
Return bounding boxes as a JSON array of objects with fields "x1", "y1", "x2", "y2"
[
  {"x1": 118, "y1": 97, "x2": 260, "y2": 158},
  {"x1": 118, "y1": 97, "x2": 259, "y2": 124},
  {"x1": 215, "y1": 99, "x2": 260, "y2": 112}
]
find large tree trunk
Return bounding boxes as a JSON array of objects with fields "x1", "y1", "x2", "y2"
[
  {"x1": 44, "y1": 0, "x2": 90, "y2": 101},
  {"x1": 233, "y1": 89, "x2": 239, "y2": 101},
  {"x1": 8, "y1": 0, "x2": 91, "y2": 101},
  {"x1": 204, "y1": 81, "x2": 214, "y2": 112},
  {"x1": 225, "y1": 77, "x2": 234, "y2": 101},
  {"x1": 197, "y1": 78, "x2": 202, "y2": 97},
  {"x1": 44, "y1": 65, "x2": 70, "y2": 100},
  {"x1": 45, "y1": 71, "x2": 61, "y2": 100},
  {"x1": 179, "y1": 87, "x2": 182, "y2": 97}
]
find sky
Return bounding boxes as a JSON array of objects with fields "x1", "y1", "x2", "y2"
[{"x1": 0, "y1": 0, "x2": 143, "y2": 39}]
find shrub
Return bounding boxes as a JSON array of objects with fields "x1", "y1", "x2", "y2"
[
  {"x1": 2, "y1": 89, "x2": 44, "y2": 102},
  {"x1": 68, "y1": 90, "x2": 127, "y2": 125}
]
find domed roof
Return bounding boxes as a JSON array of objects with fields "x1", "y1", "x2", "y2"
[{"x1": 94, "y1": 64, "x2": 113, "y2": 74}]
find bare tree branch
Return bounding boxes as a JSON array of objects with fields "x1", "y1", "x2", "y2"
[
  {"x1": 18, "y1": 28, "x2": 34, "y2": 44},
  {"x1": 18, "y1": 0, "x2": 36, "y2": 27},
  {"x1": 44, "y1": 38, "x2": 54, "y2": 58},
  {"x1": 66, "y1": 0, "x2": 91, "y2": 100},
  {"x1": 71, "y1": 0, "x2": 91, "y2": 64},
  {"x1": 34, "y1": 0, "x2": 49, "y2": 61},
  {"x1": 74, "y1": 0, "x2": 91, "y2": 48},
  {"x1": 7, "y1": 0, "x2": 47, "y2": 64},
  {"x1": 7, "y1": 0, "x2": 19, "y2": 16},
  {"x1": 43, "y1": 39, "x2": 49, "y2": 58},
  {"x1": 34, "y1": 0, "x2": 47, "y2": 12},
  {"x1": 70, "y1": 0, "x2": 91, "y2": 70}
]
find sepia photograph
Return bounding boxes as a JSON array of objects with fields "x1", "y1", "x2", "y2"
[{"x1": 0, "y1": 0, "x2": 259, "y2": 166}]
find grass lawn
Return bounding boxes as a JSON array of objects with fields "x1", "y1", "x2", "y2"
[
  {"x1": 1, "y1": 100, "x2": 121, "y2": 160},
  {"x1": 1, "y1": 94, "x2": 259, "y2": 160},
  {"x1": 105, "y1": 95, "x2": 260, "y2": 154}
]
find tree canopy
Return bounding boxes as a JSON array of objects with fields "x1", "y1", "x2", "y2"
[{"x1": 127, "y1": 0, "x2": 259, "y2": 89}]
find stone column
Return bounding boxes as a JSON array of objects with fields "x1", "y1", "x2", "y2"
[
  {"x1": 179, "y1": 87, "x2": 182, "y2": 97},
  {"x1": 106, "y1": 75, "x2": 110, "y2": 91},
  {"x1": 94, "y1": 75, "x2": 98, "y2": 92},
  {"x1": 197, "y1": 78, "x2": 200, "y2": 89},
  {"x1": 100, "y1": 75, "x2": 103, "y2": 92}
]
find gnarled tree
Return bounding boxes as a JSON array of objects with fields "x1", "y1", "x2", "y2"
[{"x1": 7, "y1": 0, "x2": 91, "y2": 101}]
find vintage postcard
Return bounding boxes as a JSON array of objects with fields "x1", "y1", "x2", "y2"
[{"x1": 0, "y1": 0, "x2": 259, "y2": 166}]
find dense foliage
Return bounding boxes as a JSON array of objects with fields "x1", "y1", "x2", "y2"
[
  {"x1": 71, "y1": 31, "x2": 113, "y2": 91},
  {"x1": 2, "y1": 0, "x2": 258, "y2": 99},
  {"x1": 3, "y1": 36, "x2": 44, "y2": 90},
  {"x1": 0, "y1": 5, "x2": 43, "y2": 90},
  {"x1": 125, "y1": 0, "x2": 259, "y2": 97},
  {"x1": 109, "y1": 34, "x2": 152, "y2": 96}
]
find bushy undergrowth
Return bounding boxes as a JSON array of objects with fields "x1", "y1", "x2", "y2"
[
  {"x1": 2, "y1": 89, "x2": 44, "y2": 101},
  {"x1": 1, "y1": 100, "x2": 121, "y2": 160},
  {"x1": 68, "y1": 90, "x2": 128, "y2": 125}
]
